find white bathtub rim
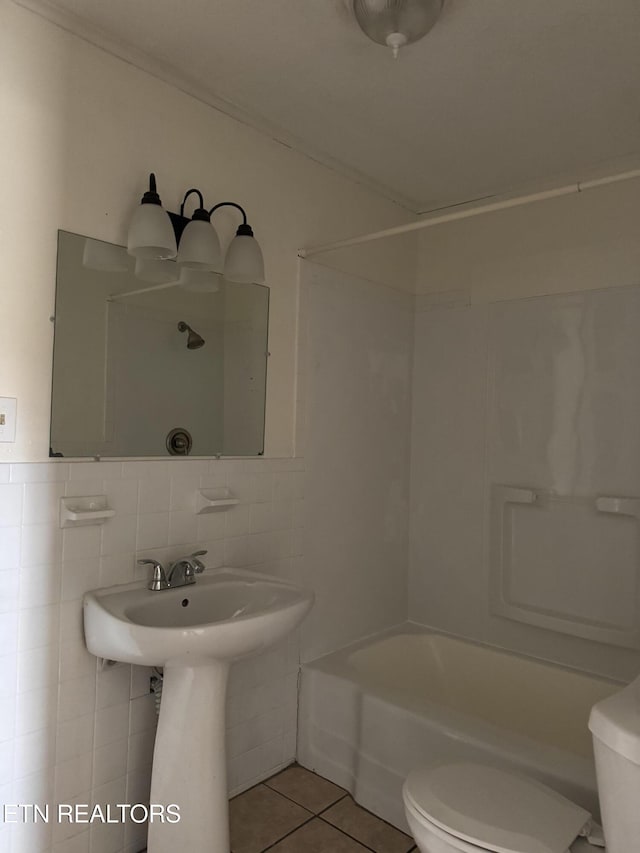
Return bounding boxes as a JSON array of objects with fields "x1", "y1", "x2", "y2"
[
  {"x1": 300, "y1": 625, "x2": 618, "y2": 804},
  {"x1": 306, "y1": 620, "x2": 626, "y2": 688},
  {"x1": 304, "y1": 623, "x2": 623, "y2": 763}
]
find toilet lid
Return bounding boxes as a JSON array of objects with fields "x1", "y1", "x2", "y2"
[{"x1": 403, "y1": 763, "x2": 591, "y2": 853}]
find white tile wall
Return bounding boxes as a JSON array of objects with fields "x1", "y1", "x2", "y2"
[{"x1": 0, "y1": 456, "x2": 304, "y2": 853}]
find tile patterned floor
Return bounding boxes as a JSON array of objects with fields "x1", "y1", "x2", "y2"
[{"x1": 229, "y1": 764, "x2": 416, "y2": 853}]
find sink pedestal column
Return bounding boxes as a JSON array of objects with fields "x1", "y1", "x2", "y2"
[{"x1": 147, "y1": 659, "x2": 230, "y2": 853}]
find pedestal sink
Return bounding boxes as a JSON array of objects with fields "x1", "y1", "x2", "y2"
[{"x1": 83, "y1": 567, "x2": 314, "y2": 853}]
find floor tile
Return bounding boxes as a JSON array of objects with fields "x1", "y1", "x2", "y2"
[
  {"x1": 269, "y1": 818, "x2": 370, "y2": 852},
  {"x1": 230, "y1": 784, "x2": 312, "y2": 853},
  {"x1": 322, "y1": 796, "x2": 414, "y2": 853},
  {"x1": 265, "y1": 764, "x2": 346, "y2": 813}
]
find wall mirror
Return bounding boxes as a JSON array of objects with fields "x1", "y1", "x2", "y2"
[{"x1": 50, "y1": 231, "x2": 269, "y2": 458}]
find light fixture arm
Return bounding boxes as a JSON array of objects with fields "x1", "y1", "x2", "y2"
[
  {"x1": 209, "y1": 202, "x2": 248, "y2": 226},
  {"x1": 209, "y1": 202, "x2": 256, "y2": 240},
  {"x1": 180, "y1": 188, "x2": 208, "y2": 219}
]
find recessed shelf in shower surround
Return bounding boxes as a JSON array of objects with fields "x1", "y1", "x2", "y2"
[
  {"x1": 489, "y1": 484, "x2": 640, "y2": 649},
  {"x1": 196, "y1": 487, "x2": 239, "y2": 514},
  {"x1": 59, "y1": 495, "x2": 116, "y2": 528}
]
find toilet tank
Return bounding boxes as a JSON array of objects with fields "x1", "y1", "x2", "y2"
[{"x1": 589, "y1": 673, "x2": 640, "y2": 853}]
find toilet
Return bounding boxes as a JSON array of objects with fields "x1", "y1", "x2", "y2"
[{"x1": 402, "y1": 672, "x2": 640, "y2": 853}]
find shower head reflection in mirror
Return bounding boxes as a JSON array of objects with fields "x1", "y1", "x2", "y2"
[{"x1": 177, "y1": 321, "x2": 205, "y2": 350}]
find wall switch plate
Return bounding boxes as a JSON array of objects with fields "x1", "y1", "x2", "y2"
[{"x1": 0, "y1": 398, "x2": 17, "y2": 442}]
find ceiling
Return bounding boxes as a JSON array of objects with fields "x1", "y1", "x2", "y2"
[{"x1": 20, "y1": 0, "x2": 640, "y2": 212}]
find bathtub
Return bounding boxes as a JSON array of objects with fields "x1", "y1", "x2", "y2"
[{"x1": 297, "y1": 627, "x2": 622, "y2": 831}]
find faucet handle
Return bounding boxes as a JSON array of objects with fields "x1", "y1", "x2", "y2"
[
  {"x1": 188, "y1": 550, "x2": 207, "y2": 573},
  {"x1": 138, "y1": 559, "x2": 169, "y2": 591}
]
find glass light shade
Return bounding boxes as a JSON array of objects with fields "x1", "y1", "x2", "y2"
[
  {"x1": 179, "y1": 267, "x2": 221, "y2": 293},
  {"x1": 82, "y1": 238, "x2": 130, "y2": 272},
  {"x1": 353, "y1": 0, "x2": 443, "y2": 50},
  {"x1": 224, "y1": 234, "x2": 265, "y2": 284},
  {"x1": 176, "y1": 219, "x2": 223, "y2": 271},
  {"x1": 127, "y1": 203, "x2": 177, "y2": 260},
  {"x1": 134, "y1": 258, "x2": 180, "y2": 284}
]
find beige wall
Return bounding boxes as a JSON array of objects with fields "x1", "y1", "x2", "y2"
[
  {"x1": 0, "y1": 0, "x2": 416, "y2": 463},
  {"x1": 416, "y1": 178, "x2": 640, "y2": 303}
]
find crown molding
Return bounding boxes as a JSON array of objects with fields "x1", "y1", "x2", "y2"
[{"x1": 13, "y1": 0, "x2": 421, "y2": 213}]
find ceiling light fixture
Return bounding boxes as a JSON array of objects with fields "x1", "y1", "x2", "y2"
[
  {"x1": 353, "y1": 0, "x2": 443, "y2": 59},
  {"x1": 127, "y1": 174, "x2": 265, "y2": 284}
]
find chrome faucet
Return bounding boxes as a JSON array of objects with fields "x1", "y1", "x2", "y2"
[
  {"x1": 167, "y1": 550, "x2": 208, "y2": 588},
  {"x1": 138, "y1": 558, "x2": 170, "y2": 591},
  {"x1": 138, "y1": 550, "x2": 207, "y2": 591}
]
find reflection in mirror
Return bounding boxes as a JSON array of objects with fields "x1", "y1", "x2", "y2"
[{"x1": 50, "y1": 231, "x2": 269, "y2": 458}]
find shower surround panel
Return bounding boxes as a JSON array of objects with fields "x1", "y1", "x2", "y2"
[
  {"x1": 409, "y1": 283, "x2": 640, "y2": 682},
  {"x1": 299, "y1": 261, "x2": 414, "y2": 662}
]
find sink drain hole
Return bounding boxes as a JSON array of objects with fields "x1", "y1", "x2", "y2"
[{"x1": 181, "y1": 599, "x2": 189, "y2": 607}]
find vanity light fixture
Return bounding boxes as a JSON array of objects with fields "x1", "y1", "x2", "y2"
[
  {"x1": 214, "y1": 202, "x2": 265, "y2": 285},
  {"x1": 127, "y1": 174, "x2": 265, "y2": 284},
  {"x1": 175, "y1": 189, "x2": 222, "y2": 272},
  {"x1": 127, "y1": 174, "x2": 177, "y2": 260}
]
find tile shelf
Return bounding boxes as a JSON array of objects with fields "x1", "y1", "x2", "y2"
[
  {"x1": 496, "y1": 486, "x2": 640, "y2": 517},
  {"x1": 196, "y1": 487, "x2": 239, "y2": 514},
  {"x1": 59, "y1": 495, "x2": 115, "y2": 528}
]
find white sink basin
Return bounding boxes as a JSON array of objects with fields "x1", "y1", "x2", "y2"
[
  {"x1": 84, "y1": 567, "x2": 313, "y2": 666},
  {"x1": 83, "y1": 566, "x2": 314, "y2": 853}
]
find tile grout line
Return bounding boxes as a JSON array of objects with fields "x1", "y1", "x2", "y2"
[
  {"x1": 320, "y1": 798, "x2": 416, "y2": 850},
  {"x1": 255, "y1": 784, "x2": 351, "y2": 851},
  {"x1": 233, "y1": 766, "x2": 417, "y2": 853},
  {"x1": 255, "y1": 787, "x2": 387, "y2": 853},
  {"x1": 262, "y1": 780, "x2": 349, "y2": 816},
  {"x1": 141, "y1": 772, "x2": 416, "y2": 853},
  {"x1": 316, "y1": 817, "x2": 379, "y2": 853},
  {"x1": 315, "y1": 792, "x2": 349, "y2": 816},
  {"x1": 259, "y1": 771, "x2": 378, "y2": 852},
  {"x1": 229, "y1": 772, "x2": 322, "y2": 852},
  {"x1": 315, "y1": 788, "x2": 415, "y2": 853},
  {"x1": 258, "y1": 811, "x2": 381, "y2": 853},
  {"x1": 320, "y1": 811, "x2": 412, "y2": 853},
  {"x1": 257, "y1": 813, "x2": 317, "y2": 852}
]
